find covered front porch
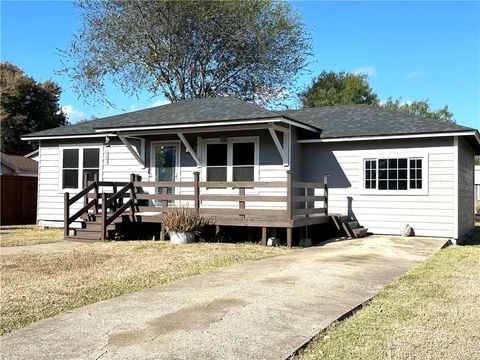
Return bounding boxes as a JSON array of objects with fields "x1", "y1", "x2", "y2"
[{"x1": 64, "y1": 171, "x2": 329, "y2": 247}]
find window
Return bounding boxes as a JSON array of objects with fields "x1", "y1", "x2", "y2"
[
  {"x1": 409, "y1": 158, "x2": 422, "y2": 189},
  {"x1": 62, "y1": 149, "x2": 79, "y2": 189},
  {"x1": 205, "y1": 139, "x2": 257, "y2": 182},
  {"x1": 61, "y1": 147, "x2": 100, "y2": 189},
  {"x1": 232, "y1": 142, "x2": 254, "y2": 181},
  {"x1": 364, "y1": 159, "x2": 376, "y2": 189},
  {"x1": 364, "y1": 157, "x2": 423, "y2": 192},
  {"x1": 83, "y1": 148, "x2": 100, "y2": 182},
  {"x1": 206, "y1": 143, "x2": 228, "y2": 181}
]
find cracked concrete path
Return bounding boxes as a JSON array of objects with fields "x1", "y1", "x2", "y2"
[{"x1": 1, "y1": 236, "x2": 447, "y2": 360}]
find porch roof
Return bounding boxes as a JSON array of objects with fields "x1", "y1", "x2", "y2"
[{"x1": 22, "y1": 97, "x2": 317, "y2": 140}]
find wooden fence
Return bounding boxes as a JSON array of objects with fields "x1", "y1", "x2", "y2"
[{"x1": 1, "y1": 175, "x2": 37, "y2": 225}]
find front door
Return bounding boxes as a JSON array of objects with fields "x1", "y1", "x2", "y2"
[{"x1": 152, "y1": 143, "x2": 178, "y2": 206}]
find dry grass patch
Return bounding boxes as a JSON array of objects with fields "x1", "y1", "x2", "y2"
[
  {"x1": 0, "y1": 241, "x2": 289, "y2": 334},
  {"x1": 300, "y1": 228, "x2": 480, "y2": 360},
  {"x1": 0, "y1": 225, "x2": 64, "y2": 247}
]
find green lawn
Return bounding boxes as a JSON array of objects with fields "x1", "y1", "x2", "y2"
[{"x1": 300, "y1": 227, "x2": 480, "y2": 360}]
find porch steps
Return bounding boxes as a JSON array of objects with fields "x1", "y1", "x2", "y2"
[
  {"x1": 331, "y1": 215, "x2": 368, "y2": 239},
  {"x1": 66, "y1": 212, "x2": 120, "y2": 243}
]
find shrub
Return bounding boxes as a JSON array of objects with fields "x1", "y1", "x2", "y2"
[{"x1": 162, "y1": 208, "x2": 209, "y2": 235}]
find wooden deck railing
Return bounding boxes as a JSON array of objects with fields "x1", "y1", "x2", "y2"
[{"x1": 64, "y1": 171, "x2": 328, "y2": 240}]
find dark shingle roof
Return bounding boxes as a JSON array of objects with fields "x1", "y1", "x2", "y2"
[
  {"x1": 280, "y1": 105, "x2": 474, "y2": 139},
  {"x1": 22, "y1": 97, "x2": 280, "y2": 138},
  {"x1": 22, "y1": 98, "x2": 476, "y2": 140}
]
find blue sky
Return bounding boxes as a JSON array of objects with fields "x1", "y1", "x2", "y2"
[{"x1": 1, "y1": 1, "x2": 479, "y2": 129}]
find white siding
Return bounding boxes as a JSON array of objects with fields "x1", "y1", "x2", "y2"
[
  {"x1": 37, "y1": 140, "x2": 147, "y2": 227},
  {"x1": 302, "y1": 138, "x2": 456, "y2": 238},
  {"x1": 37, "y1": 130, "x2": 290, "y2": 226},
  {"x1": 457, "y1": 138, "x2": 475, "y2": 239}
]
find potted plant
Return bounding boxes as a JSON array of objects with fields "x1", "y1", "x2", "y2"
[{"x1": 162, "y1": 208, "x2": 209, "y2": 244}]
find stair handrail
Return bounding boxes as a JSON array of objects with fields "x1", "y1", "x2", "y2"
[
  {"x1": 64, "y1": 175, "x2": 99, "y2": 238},
  {"x1": 100, "y1": 175, "x2": 137, "y2": 240}
]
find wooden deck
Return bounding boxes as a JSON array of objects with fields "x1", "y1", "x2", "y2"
[{"x1": 64, "y1": 171, "x2": 330, "y2": 247}]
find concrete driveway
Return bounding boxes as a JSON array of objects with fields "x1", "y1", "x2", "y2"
[{"x1": 1, "y1": 235, "x2": 447, "y2": 360}]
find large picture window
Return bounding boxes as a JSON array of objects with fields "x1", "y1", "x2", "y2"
[
  {"x1": 364, "y1": 157, "x2": 423, "y2": 192},
  {"x1": 61, "y1": 147, "x2": 100, "y2": 189},
  {"x1": 205, "y1": 139, "x2": 257, "y2": 182}
]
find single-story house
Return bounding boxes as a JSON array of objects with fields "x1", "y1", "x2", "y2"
[
  {"x1": 0, "y1": 152, "x2": 39, "y2": 225},
  {"x1": 21, "y1": 97, "x2": 479, "y2": 245}
]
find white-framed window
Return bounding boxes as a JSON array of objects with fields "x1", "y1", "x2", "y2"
[
  {"x1": 60, "y1": 146, "x2": 101, "y2": 190},
  {"x1": 362, "y1": 155, "x2": 427, "y2": 195},
  {"x1": 201, "y1": 137, "x2": 259, "y2": 182}
]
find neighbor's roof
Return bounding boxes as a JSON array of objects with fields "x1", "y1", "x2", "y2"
[
  {"x1": 22, "y1": 97, "x2": 477, "y2": 141},
  {"x1": 280, "y1": 105, "x2": 474, "y2": 139},
  {"x1": 22, "y1": 97, "x2": 285, "y2": 139},
  {"x1": 0, "y1": 152, "x2": 38, "y2": 173}
]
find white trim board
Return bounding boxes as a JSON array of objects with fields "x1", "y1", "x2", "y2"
[
  {"x1": 22, "y1": 134, "x2": 117, "y2": 141},
  {"x1": 298, "y1": 131, "x2": 479, "y2": 143}
]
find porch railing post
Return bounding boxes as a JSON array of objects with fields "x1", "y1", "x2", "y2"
[
  {"x1": 64, "y1": 192, "x2": 70, "y2": 238},
  {"x1": 83, "y1": 173, "x2": 88, "y2": 207},
  {"x1": 193, "y1": 172, "x2": 200, "y2": 213},
  {"x1": 324, "y1": 175, "x2": 329, "y2": 217},
  {"x1": 130, "y1": 173, "x2": 136, "y2": 218},
  {"x1": 93, "y1": 173, "x2": 99, "y2": 213},
  {"x1": 101, "y1": 193, "x2": 107, "y2": 241},
  {"x1": 239, "y1": 187, "x2": 245, "y2": 218},
  {"x1": 287, "y1": 170, "x2": 293, "y2": 220}
]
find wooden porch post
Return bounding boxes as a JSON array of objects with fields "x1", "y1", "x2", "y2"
[
  {"x1": 324, "y1": 175, "x2": 329, "y2": 217},
  {"x1": 287, "y1": 170, "x2": 293, "y2": 248},
  {"x1": 101, "y1": 193, "x2": 107, "y2": 241},
  {"x1": 83, "y1": 173, "x2": 89, "y2": 207},
  {"x1": 287, "y1": 170, "x2": 293, "y2": 221},
  {"x1": 261, "y1": 227, "x2": 267, "y2": 246},
  {"x1": 193, "y1": 172, "x2": 200, "y2": 213},
  {"x1": 129, "y1": 173, "x2": 136, "y2": 219},
  {"x1": 287, "y1": 228, "x2": 293, "y2": 248},
  {"x1": 64, "y1": 192, "x2": 70, "y2": 239},
  {"x1": 93, "y1": 173, "x2": 99, "y2": 213},
  {"x1": 239, "y1": 187, "x2": 245, "y2": 218}
]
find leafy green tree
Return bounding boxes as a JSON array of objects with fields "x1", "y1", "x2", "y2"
[
  {"x1": 380, "y1": 97, "x2": 455, "y2": 123},
  {"x1": 300, "y1": 71, "x2": 379, "y2": 108},
  {"x1": 60, "y1": 0, "x2": 311, "y2": 106},
  {"x1": 0, "y1": 63, "x2": 67, "y2": 155}
]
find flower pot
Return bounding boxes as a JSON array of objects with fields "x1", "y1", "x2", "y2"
[{"x1": 169, "y1": 232, "x2": 195, "y2": 244}]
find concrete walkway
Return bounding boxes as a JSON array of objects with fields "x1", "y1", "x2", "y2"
[
  {"x1": 0, "y1": 240, "x2": 82, "y2": 255},
  {"x1": 1, "y1": 236, "x2": 447, "y2": 360}
]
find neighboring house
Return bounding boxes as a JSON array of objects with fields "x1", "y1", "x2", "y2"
[
  {"x1": 475, "y1": 165, "x2": 480, "y2": 213},
  {"x1": 0, "y1": 152, "x2": 38, "y2": 176},
  {"x1": 0, "y1": 152, "x2": 38, "y2": 225},
  {"x1": 21, "y1": 97, "x2": 479, "y2": 244}
]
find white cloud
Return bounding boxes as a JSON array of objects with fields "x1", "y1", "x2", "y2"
[
  {"x1": 62, "y1": 105, "x2": 86, "y2": 123},
  {"x1": 354, "y1": 66, "x2": 377, "y2": 77},
  {"x1": 406, "y1": 70, "x2": 424, "y2": 79},
  {"x1": 150, "y1": 99, "x2": 170, "y2": 107}
]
